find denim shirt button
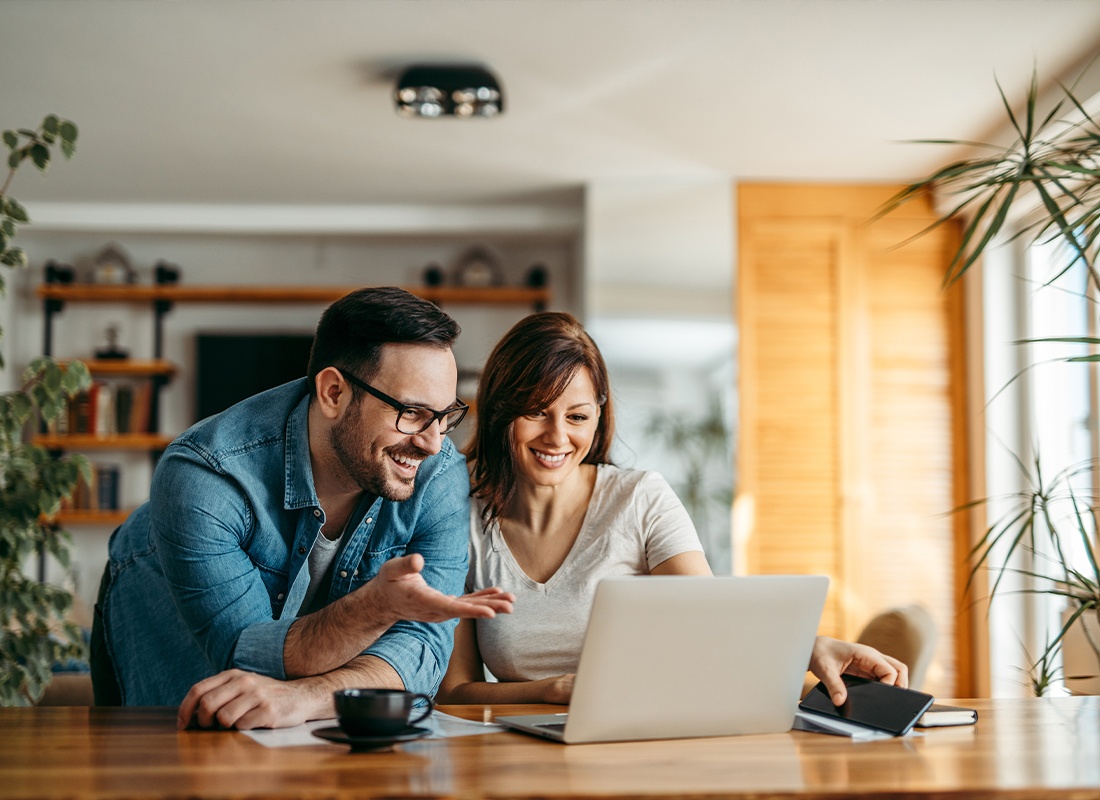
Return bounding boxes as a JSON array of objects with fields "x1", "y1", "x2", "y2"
[
  {"x1": 277, "y1": 593, "x2": 285, "y2": 601},
  {"x1": 313, "y1": 509, "x2": 321, "y2": 518},
  {"x1": 339, "y1": 570, "x2": 348, "y2": 578},
  {"x1": 298, "y1": 546, "x2": 306, "y2": 555},
  {"x1": 365, "y1": 517, "x2": 373, "y2": 525}
]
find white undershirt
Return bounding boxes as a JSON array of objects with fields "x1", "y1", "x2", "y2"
[
  {"x1": 466, "y1": 464, "x2": 704, "y2": 681},
  {"x1": 300, "y1": 526, "x2": 348, "y2": 614}
]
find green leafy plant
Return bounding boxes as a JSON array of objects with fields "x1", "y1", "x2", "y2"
[
  {"x1": 882, "y1": 70, "x2": 1100, "y2": 291},
  {"x1": 1, "y1": 115, "x2": 78, "y2": 368},
  {"x1": 0, "y1": 115, "x2": 88, "y2": 705},
  {"x1": 885, "y1": 71, "x2": 1100, "y2": 693},
  {"x1": 966, "y1": 454, "x2": 1100, "y2": 695},
  {"x1": 0, "y1": 359, "x2": 91, "y2": 704}
]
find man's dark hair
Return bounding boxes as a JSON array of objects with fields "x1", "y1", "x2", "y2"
[{"x1": 307, "y1": 286, "x2": 460, "y2": 398}]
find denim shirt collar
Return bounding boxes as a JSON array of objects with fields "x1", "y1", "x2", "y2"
[
  {"x1": 283, "y1": 391, "x2": 319, "y2": 511},
  {"x1": 279, "y1": 391, "x2": 382, "y2": 554}
]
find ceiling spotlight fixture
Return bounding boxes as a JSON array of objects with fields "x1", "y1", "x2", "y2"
[{"x1": 394, "y1": 64, "x2": 504, "y2": 119}]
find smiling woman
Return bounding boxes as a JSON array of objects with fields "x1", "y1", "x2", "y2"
[{"x1": 436, "y1": 312, "x2": 713, "y2": 704}]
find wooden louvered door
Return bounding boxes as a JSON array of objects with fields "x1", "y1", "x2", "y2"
[{"x1": 736, "y1": 183, "x2": 973, "y2": 697}]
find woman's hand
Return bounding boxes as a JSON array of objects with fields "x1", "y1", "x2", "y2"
[{"x1": 808, "y1": 636, "x2": 908, "y2": 705}]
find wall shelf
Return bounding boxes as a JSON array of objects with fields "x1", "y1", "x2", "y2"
[
  {"x1": 35, "y1": 433, "x2": 175, "y2": 451},
  {"x1": 37, "y1": 284, "x2": 551, "y2": 307},
  {"x1": 46, "y1": 508, "x2": 133, "y2": 527},
  {"x1": 62, "y1": 359, "x2": 177, "y2": 378}
]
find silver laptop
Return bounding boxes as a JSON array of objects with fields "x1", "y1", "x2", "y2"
[{"x1": 496, "y1": 575, "x2": 828, "y2": 744}]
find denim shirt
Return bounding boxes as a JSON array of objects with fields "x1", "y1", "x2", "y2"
[{"x1": 101, "y1": 379, "x2": 471, "y2": 706}]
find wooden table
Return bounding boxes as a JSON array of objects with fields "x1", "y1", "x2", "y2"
[{"x1": 2, "y1": 698, "x2": 1099, "y2": 799}]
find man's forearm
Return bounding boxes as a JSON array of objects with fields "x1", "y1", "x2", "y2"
[
  {"x1": 293, "y1": 655, "x2": 405, "y2": 721},
  {"x1": 283, "y1": 584, "x2": 395, "y2": 678}
]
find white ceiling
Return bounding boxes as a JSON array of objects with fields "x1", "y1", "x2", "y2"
[{"x1": 3, "y1": 0, "x2": 1100, "y2": 207}]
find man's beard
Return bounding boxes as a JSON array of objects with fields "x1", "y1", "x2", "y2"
[{"x1": 330, "y1": 401, "x2": 430, "y2": 501}]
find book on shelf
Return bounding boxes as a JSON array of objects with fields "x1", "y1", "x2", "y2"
[
  {"x1": 59, "y1": 461, "x2": 121, "y2": 512},
  {"x1": 95, "y1": 464, "x2": 121, "y2": 511},
  {"x1": 130, "y1": 381, "x2": 152, "y2": 435},
  {"x1": 93, "y1": 382, "x2": 114, "y2": 436},
  {"x1": 914, "y1": 703, "x2": 978, "y2": 728},
  {"x1": 60, "y1": 379, "x2": 154, "y2": 437},
  {"x1": 114, "y1": 383, "x2": 134, "y2": 434},
  {"x1": 69, "y1": 389, "x2": 92, "y2": 434}
]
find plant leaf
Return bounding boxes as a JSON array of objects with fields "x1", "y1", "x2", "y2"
[
  {"x1": 4, "y1": 199, "x2": 28, "y2": 222},
  {"x1": 0, "y1": 247, "x2": 27, "y2": 267},
  {"x1": 1018, "y1": 336, "x2": 1100, "y2": 345},
  {"x1": 29, "y1": 144, "x2": 49, "y2": 171}
]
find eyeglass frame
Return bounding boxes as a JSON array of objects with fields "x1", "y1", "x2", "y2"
[{"x1": 336, "y1": 368, "x2": 469, "y2": 435}]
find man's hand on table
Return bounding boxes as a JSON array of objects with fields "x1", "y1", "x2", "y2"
[{"x1": 177, "y1": 669, "x2": 322, "y2": 730}]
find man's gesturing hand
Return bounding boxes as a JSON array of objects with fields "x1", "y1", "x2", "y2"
[{"x1": 370, "y1": 553, "x2": 515, "y2": 624}]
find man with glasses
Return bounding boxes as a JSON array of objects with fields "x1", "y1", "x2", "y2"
[{"x1": 91, "y1": 287, "x2": 514, "y2": 729}]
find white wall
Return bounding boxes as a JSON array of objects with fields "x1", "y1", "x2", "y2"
[
  {"x1": 583, "y1": 178, "x2": 736, "y2": 573},
  {"x1": 585, "y1": 178, "x2": 734, "y2": 318},
  {"x1": 0, "y1": 272, "x2": 13, "y2": 392}
]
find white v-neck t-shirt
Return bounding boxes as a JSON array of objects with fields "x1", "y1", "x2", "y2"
[{"x1": 466, "y1": 464, "x2": 704, "y2": 682}]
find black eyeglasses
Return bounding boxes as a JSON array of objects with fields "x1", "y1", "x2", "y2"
[{"x1": 338, "y1": 369, "x2": 469, "y2": 435}]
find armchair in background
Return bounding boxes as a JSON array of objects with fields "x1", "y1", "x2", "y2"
[{"x1": 856, "y1": 603, "x2": 937, "y2": 691}]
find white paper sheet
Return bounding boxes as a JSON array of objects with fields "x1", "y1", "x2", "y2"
[{"x1": 241, "y1": 710, "x2": 506, "y2": 748}]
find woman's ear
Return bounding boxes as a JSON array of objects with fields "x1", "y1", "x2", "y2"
[{"x1": 313, "y1": 367, "x2": 349, "y2": 420}]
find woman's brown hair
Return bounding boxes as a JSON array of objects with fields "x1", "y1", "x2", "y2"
[{"x1": 466, "y1": 312, "x2": 614, "y2": 523}]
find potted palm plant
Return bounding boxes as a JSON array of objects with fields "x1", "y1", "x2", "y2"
[
  {"x1": 884, "y1": 71, "x2": 1100, "y2": 694},
  {"x1": 0, "y1": 115, "x2": 90, "y2": 705}
]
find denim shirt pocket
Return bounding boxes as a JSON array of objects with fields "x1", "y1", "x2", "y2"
[{"x1": 355, "y1": 543, "x2": 408, "y2": 586}]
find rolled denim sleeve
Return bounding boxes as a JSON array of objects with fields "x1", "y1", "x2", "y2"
[
  {"x1": 365, "y1": 450, "x2": 471, "y2": 695},
  {"x1": 231, "y1": 619, "x2": 295, "y2": 677},
  {"x1": 149, "y1": 444, "x2": 289, "y2": 679}
]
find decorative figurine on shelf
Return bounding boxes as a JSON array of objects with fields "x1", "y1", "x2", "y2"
[
  {"x1": 154, "y1": 260, "x2": 181, "y2": 285},
  {"x1": 525, "y1": 263, "x2": 548, "y2": 288},
  {"x1": 88, "y1": 243, "x2": 136, "y2": 285},
  {"x1": 451, "y1": 246, "x2": 503, "y2": 287},
  {"x1": 94, "y1": 323, "x2": 130, "y2": 360},
  {"x1": 44, "y1": 260, "x2": 75, "y2": 285},
  {"x1": 422, "y1": 263, "x2": 445, "y2": 287}
]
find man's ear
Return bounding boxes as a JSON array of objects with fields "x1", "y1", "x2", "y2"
[{"x1": 314, "y1": 367, "x2": 349, "y2": 420}]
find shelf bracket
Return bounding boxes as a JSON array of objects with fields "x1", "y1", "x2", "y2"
[{"x1": 152, "y1": 300, "x2": 173, "y2": 360}]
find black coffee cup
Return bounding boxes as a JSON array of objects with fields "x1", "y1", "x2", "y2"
[{"x1": 333, "y1": 688, "x2": 434, "y2": 737}]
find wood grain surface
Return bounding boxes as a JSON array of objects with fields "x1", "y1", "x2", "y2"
[{"x1": 1, "y1": 698, "x2": 1098, "y2": 799}]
